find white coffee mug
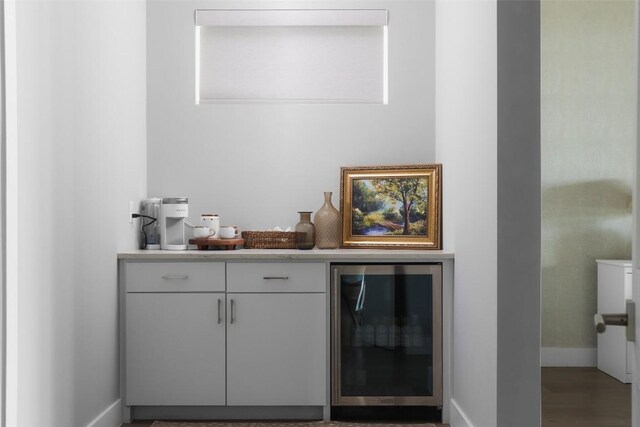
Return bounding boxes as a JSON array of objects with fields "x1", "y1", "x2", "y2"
[
  {"x1": 193, "y1": 226, "x2": 215, "y2": 239},
  {"x1": 201, "y1": 214, "x2": 220, "y2": 239},
  {"x1": 219, "y1": 225, "x2": 240, "y2": 239}
]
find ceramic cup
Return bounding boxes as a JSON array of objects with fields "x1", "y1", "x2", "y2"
[
  {"x1": 219, "y1": 225, "x2": 240, "y2": 239},
  {"x1": 201, "y1": 214, "x2": 220, "y2": 239},
  {"x1": 193, "y1": 225, "x2": 216, "y2": 239}
]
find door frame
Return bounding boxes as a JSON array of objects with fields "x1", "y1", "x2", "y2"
[{"x1": 1, "y1": 1, "x2": 18, "y2": 425}]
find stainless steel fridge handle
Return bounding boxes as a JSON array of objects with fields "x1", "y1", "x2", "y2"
[{"x1": 331, "y1": 267, "x2": 341, "y2": 406}]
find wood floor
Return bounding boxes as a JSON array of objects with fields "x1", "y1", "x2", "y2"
[
  {"x1": 542, "y1": 367, "x2": 630, "y2": 426},
  {"x1": 122, "y1": 368, "x2": 631, "y2": 427}
]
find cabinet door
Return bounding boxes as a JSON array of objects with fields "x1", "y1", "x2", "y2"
[
  {"x1": 126, "y1": 293, "x2": 226, "y2": 405},
  {"x1": 227, "y1": 293, "x2": 326, "y2": 406}
]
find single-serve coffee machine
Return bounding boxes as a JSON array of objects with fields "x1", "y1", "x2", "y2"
[{"x1": 159, "y1": 197, "x2": 189, "y2": 250}]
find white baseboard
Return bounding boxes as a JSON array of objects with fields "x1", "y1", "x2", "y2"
[
  {"x1": 540, "y1": 347, "x2": 597, "y2": 367},
  {"x1": 450, "y1": 398, "x2": 474, "y2": 427},
  {"x1": 86, "y1": 399, "x2": 122, "y2": 427}
]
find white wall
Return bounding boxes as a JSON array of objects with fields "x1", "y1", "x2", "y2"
[
  {"x1": 14, "y1": 1, "x2": 146, "y2": 426},
  {"x1": 147, "y1": 0, "x2": 435, "y2": 230},
  {"x1": 0, "y1": 0, "x2": 6, "y2": 421},
  {"x1": 436, "y1": 1, "x2": 540, "y2": 426},
  {"x1": 436, "y1": 1, "x2": 498, "y2": 425}
]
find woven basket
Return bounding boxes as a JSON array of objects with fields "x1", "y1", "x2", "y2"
[{"x1": 242, "y1": 231, "x2": 297, "y2": 249}]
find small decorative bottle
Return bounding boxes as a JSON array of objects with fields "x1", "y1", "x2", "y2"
[
  {"x1": 389, "y1": 322, "x2": 400, "y2": 348},
  {"x1": 295, "y1": 211, "x2": 316, "y2": 250},
  {"x1": 314, "y1": 192, "x2": 341, "y2": 249},
  {"x1": 401, "y1": 316, "x2": 412, "y2": 347},
  {"x1": 411, "y1": 314, "x2": 425, "y2": 348},
  {"x1": 363, "y1": 321, "x2": 375, "y2": 347},
  {"x1": 375, "y1": 317, "x2": 389, "y2": 347},
  {"x1": 353, "y1": 325, "x2": 363, "y2": 347}
]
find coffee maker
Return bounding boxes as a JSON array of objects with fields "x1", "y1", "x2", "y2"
[{"x1": 159, "y1": 197, "x2": 189, "y2": 250}]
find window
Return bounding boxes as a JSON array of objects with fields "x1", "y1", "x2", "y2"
[{"x1": 195, "y1": 10, "x2": 388, "y2": 104}]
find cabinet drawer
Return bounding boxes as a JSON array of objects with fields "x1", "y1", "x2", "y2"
[
  {"x1": 227, "y1": 262, "x2": 325, "y2": 293},
  {"x1": 126, "y1": 262, "x2": 225, "y2": 292}
]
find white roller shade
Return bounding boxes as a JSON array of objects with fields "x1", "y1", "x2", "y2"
[
  {"x1": 195, "y1": 9, "x2": 388, "y2": 27},
  {"x1": 195, "y1": 9, "x2": 388, "y2": 104}
]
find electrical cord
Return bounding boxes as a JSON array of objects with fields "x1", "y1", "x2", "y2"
[
  {"x1": 132, "y1": 213, "x2": 156, "y2": 221},
  {"x1": 132, "y1": 214, "x2": 157, "y2": 249}
]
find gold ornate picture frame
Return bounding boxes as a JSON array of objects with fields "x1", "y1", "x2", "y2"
[{"x1": 340, "y1": 164, "x2": 442, "y2": 249}]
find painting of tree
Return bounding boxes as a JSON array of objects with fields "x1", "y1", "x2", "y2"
[
  {"x1": 352, "y1": 181, "x2": 384, "y2": 213},
  {"x1": 341, "y1": 164, "x2": 441, "y2": 249},
  {"x1": 371, "y1": 178, "x2": 428, "y2": 235},
  {"x1": 349, "y1": 177, "x2": 428, "y2": 236}
]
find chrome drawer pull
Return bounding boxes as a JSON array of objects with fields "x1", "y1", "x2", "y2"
[
  {"x1": 263, "y1": 276, "x2": 289, "y2": 280},
  {"x1": 161, "y1": 275, "x2": 188, "y2": 280},
  {"x1": 217, "y1": 298, "x2": 222, "y2": 324},
  {"x1": 230, "y1": 299, "x2": 235, "y2": 324}
]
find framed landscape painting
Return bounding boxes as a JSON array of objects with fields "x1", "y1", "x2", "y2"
[{"x1": 340, "y1": 164, "x2": 442, "y2": 249}]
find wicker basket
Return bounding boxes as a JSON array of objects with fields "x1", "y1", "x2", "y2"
[{"x1": 241, "y1": 231, "x2": 297, "y2": 249}]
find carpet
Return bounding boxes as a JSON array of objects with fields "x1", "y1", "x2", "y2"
[{"x1": 151, "y1": 422, "x2": 437, "y2": 427}]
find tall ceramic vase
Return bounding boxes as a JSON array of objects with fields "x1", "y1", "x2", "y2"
[{"x1": 314, "y1": 192, "x2": 341, "y2": 249}]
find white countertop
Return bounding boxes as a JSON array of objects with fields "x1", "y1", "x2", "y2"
[
  {"x1": 118, "y1": 248, "x2": 455, "y2": 260},
  {"x1": 596, "y1": 259, "x2": 632, "y2": 267}
]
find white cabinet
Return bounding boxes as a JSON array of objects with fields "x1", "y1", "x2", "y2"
[
  {"x1": 124, "y1": 260, "x2": 327, "y2": 408},
  {"x1": 126, "y1": 293, "x2": 226, "y2": 405},
  {"x1": 126, "y1": 261, "x2": 225, "y2": 292},
  {"x1": 227, "y1": 262, "x2": 325, "y2": 293},
  {"x1": 226, "y1": 293, "x2": 326, "y2": 405},
  {"x1": 596, "y1": 259, "x2": 632, "y2": 383},
  {"x1": 226, "y1": 262, "x2": 327, "y2": 406}
]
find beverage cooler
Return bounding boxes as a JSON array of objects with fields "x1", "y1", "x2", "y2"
[{"x1": 331, "y1": 264, "x2": 442, "y2": 408}]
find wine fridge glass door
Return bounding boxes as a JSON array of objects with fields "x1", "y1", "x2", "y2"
[{"x1": 331, "y1": 264, "x2": 442, "y2": 406}]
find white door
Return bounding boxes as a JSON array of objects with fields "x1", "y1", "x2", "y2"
[
  {"x1": 126, "y1": 293, "x2": 227, "y2": 405},
  {"x1": 226, "y1": 293, "x2": 326, "y2": 406}
]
